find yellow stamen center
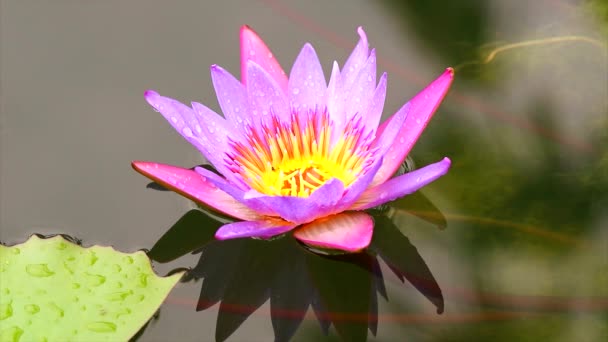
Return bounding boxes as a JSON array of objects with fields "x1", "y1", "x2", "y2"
[{"x1": 227, "y1": 112, "x2": 371, "y2": 197}]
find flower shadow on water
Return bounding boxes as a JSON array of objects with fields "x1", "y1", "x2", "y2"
[{"x1": 147, "y1": 185, "x2": 444, "y2": 342}]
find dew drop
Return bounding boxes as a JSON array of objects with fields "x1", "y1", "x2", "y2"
[
  {"x1": 170, "y1": 116, "x2": 178, "y2": 124},
  {"x1": 104, "y1": 290, "x2": 133, "y2": 302},
  {"x1": 111, "y1": 264, "x2": 122, "y2": 273},
  {"x1": 0, "y1": 302, "x2": 13, "y2": 320},
  {"x1": 24, "y1": 304, "x2": 40, "y2": 315},
  {"x1": 86, "y1": 321, "x2": 117, "y2": 333},
  {"x1": 416, "y1": 118, "x2": 421, "y2": 124},
  {"x1": 72, "y1": 283, "x2": 81, "y2": 289},
  {"x1": 249, "y1": 49, "x2": 255, "y2": 56},
  {"x1": 84, "y1": 273, "x2": 106, "y2": 287},
  {"x1": 195, "y1": 124, "x2": 202, "y2": 133},
  {"x1": 399, "y1": 137, "x2": 405, "y2": 144},
  {"x1": 25, "y1": 264, "x2": 54, "y2": 277},
  {"x1": 10, "y1": 248, "x2": 20, "y2": 255},
  {"x1": 0, "y1": 326, "x2": 23, "y2": 342},
  {"x1": 86, "y1": 251, "x2": 98, "y2": 266},
  {"x1": 138, "y1": 274, "x2": 148, "y2": 288},
  {"x1": 182, "y1": 127, "x2": 193, "y2": 137},
  {"x1": 292, "y1": 88, "x2": 300, "y2": 95},
  {"x1": 48, "y1": 302, "x2": 64, "y2": 318},
  {"x1": 123, "y1": 256, "x2": 134, "y2": 264},
  {"x1": 115, "y1": 308, "x2": 132, "y2": 318}
]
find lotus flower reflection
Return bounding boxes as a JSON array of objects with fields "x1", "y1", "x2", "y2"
[{"x1": 133, "y1": 26, "x2": 453, "y2": 252}]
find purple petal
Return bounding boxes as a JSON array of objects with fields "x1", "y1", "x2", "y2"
[
  {"x1": 341, "y1": 27, "x2": 370, "y2": 93},
  {"x1": 210, "y1": 65, "x2": 251, "y2": 130},
  {"x1": 145, "y1": 91, "x2": 233, "y2": 178},
  {"x1": 325, "y1": 61, "x2": 345, "y2": 142},
  {"x1": 194, "y1": 166, "x2": 278, "y2": 216},
  {"x1": 215, "y1": 219, "x2": 296, "y2": 240},
  {"x1": 350, "y1": 157, "x2": 451, "y2": 210},
  {"x1": 288, "y1": 43, "x2": 327, "y2": 112},
  {"x1": 342, "y1": 49, "x2": 377, "y2": 123},
  {"x1": 189, "y1": 101, "x2": 240, "y2": 182},
  {"x1": 294, "y1": 212, "x2": 374, "y2": 252},
  {"x1": 335, "y1": 157, "x2": 383, "y2": 211},
  {"x1": 144, "y1": 90, "x2": 204, "y2": 148},
  {"x1": 246, "y1": 60, "x2": 290, "y2": 127},
  {"x1": 365, "y1": 72, "x2": 387, "y2": 130},
  {"x1": 371, "y1": 68, "x2": 454, "y2": 186},
  {"x1": 255, "y1": 178, "x2": 345, "y2": 224},
  {"x1": 240, "y1": 25, "x2": 288, "y2": 90},
  {"x1": 132, "y1": 161, "x2": 261, "y2": 221}
]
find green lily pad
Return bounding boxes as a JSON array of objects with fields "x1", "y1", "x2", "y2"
[{"x1": 0, "y1": 235, "x2": 183, "y2": 341}]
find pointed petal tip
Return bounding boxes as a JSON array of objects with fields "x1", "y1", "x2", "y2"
[
  {"x1": 356, "y1": 26, "x2": 367, "y2": 40},
  {"x1": 143, "y1": 89, "x2": 158, "y2": 98},
  {"x1": 131, "y1": 160, "x2": 151, "y2": 173},
  {"x1": 446, "y1": 67, "x2": 454, "y2": 76}
]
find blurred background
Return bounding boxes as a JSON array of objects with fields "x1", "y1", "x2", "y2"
[{"x1": 1, "y1": 0, "x2": 606, "y2": 340}]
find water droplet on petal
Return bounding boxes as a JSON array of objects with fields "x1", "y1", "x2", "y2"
[
  {"x1": 416, "y1": 119, "x2": 421, "y2": 124},
  {"x1": 182, "y1": 127, "x2": 193, "y2": 137},
  {"x1": 249, "y1": 49, "x2": 256, "y2": 56},
  {"x1": 195, "y1": 124, "x2": 202, "y2": 133},
  {"x1": 399, "y1": 137, "x2": 405, "y2": 144},
  {"x1": 171, "y1": 117, "x2": 178, "y2": 124},
  {"x1": 292, "y1": 88, "x2": 300, "y2": 95}
]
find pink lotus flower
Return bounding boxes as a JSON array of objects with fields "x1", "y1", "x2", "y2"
[{"x1": 133, "y1": 26, "x2": 453, "y2": 252}]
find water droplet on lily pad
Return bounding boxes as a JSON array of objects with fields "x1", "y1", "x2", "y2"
[
  {"x1": 86, "y1": 321, "x2": 117, "y2": 333},
  {"x1": 25, "y1": 264, "x2": 54, "y2": 277},
  {"x1": 84, "y1": 273, "x2": 106, "y2": 287},
  {"x1": 0, "y1": 326, "x2": 23, "y2": 342},
  {"x1": 24, "y1": 304, "x2": 40, "y2": 315},
  {"x1": 0, "y1": 302, "x2": 13, "y2": 320}
]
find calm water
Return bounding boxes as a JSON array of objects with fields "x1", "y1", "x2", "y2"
[{"x1": 2, "y1": 0, "x2": 607, "y2": 341}]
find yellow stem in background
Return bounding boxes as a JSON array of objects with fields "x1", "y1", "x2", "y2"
[{"x1": 482, "y1": 35, "x2": 607, "y2": 64}]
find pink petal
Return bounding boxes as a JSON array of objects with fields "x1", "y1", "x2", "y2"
[
  {"x1": 210, "y1": 65, "x2": 251, "y2": 130},
  {"x1": 246, "y1": 60, "x2": 290, "y2": 127},
  {"x1": 240, "y1": 25, "x2": 288, "y2": 91},
  {"x1": 350, "y1": 157, "x2": 451, "y2": 210},
  {"x1": 371, "y1": 68, "x2": 454, "y2": 186},
  {"x1": 294, "y1": 212, "x2": 374, "y2": 252},
  {"x1": 288, "y1": 43, "x2": 327, "y2": 112},
  {"x1": 215, "y1": 218, "x2": 296, "y2": 240},
  {"x1": 132, "y1": 161, "x2": 262, "y2": 221}
]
